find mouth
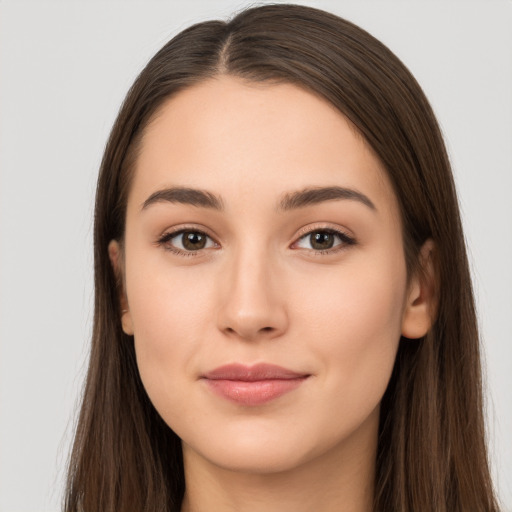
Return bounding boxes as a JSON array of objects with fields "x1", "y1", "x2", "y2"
[{"x1": 201, "y1": 363, "x2": 310, "y2": 406}]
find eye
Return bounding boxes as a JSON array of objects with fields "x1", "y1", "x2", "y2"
[
  {"x1": 294, "y1": 228, "x2": 356, "y2": 253},
  {"x1": 157, "y1": 229, "x2": 217, "y2": 255}
]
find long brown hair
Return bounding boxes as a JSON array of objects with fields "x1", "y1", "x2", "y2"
[{"x1": 64, "y1": 4, "x2": 499, "y2": 511}]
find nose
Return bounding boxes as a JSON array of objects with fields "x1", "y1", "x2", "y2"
[{"x1": 216, "y1": 245, "x2": 288, "y2": 342}]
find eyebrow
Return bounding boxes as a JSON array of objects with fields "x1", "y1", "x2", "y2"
[
  {"x1": 142, "y1": 187, "x2": 224, "y2": 211},
  {"x1": 277, "y1": 186, "x2": 376, "y2": 212},
  {"x1": 141, "y1": 185, "x2": 376, "y2": 212}
]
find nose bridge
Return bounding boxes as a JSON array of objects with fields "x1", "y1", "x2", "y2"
[{"x1": 217, "y1": 239, "x2": 287, "y2": 340}]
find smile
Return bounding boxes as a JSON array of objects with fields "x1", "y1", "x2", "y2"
[{"x1": 201, "y1": 363, "x2": 310, "y2": 406}]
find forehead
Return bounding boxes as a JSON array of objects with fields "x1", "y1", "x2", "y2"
[{"x1": 129, "y1": 75, "x2": 398, "y2": 218}]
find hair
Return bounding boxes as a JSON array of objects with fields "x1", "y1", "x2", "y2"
[{"x1": 64, "y1": 4, "x2": 499, "y2": 511}]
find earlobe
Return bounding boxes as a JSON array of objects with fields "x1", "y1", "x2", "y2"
[
  {"x1": 108, "y1": 240, "x2": 134, "y2": 336},
  {"x1": 401, "y1": 239, "x2": 438, "y2": 339}
]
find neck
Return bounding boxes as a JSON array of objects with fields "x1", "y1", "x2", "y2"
[{"x1": 180, "y1": 408, "x2": 378, "y2": 512}]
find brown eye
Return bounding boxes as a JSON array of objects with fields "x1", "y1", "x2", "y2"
[
  {"x1": 294, "y1": 228, "x2": 356, "y2": 253},
  {"x1": 309, "y1": 232, "x2": 335, "y2": 250},
  {"x1": 159, "y1": 229, "x2": 216, "y2": 254},
  {"x1": 181, "y1": 231, "x2": 207, "y2": 250}
]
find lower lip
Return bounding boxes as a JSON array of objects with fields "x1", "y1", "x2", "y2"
[{"x1": 204, "y1": 377, "x2": 308, "y2": 406}]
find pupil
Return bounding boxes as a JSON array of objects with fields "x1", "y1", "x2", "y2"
[
  {"x1": 311, "y1": 232, "x2": 334, "y2": 250},
  {"x1": 183, "y1": 232, "x2": 206, "y2": 250}
]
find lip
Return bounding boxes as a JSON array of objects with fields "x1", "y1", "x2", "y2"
[{"x1": 201, "y1": 363, "x2": 310, "y2": 406}]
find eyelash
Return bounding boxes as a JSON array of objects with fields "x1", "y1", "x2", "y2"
[
  {"x1": 293, "y1": 226, "x2": 356, "y2": 255},
  {"x1": 156, "y1": 228, "x2": 218, "y2": 258},
  {"x1": 156, "y1": 226, "x2": 356, "y2": 257}
]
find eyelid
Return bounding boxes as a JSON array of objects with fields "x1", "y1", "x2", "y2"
[
  {"x1": 291, "y1": 223, "x2": 357, "y2": 253},
  {"x1": 294, "y1": 222, "x2": 354, "y2": 240},
  {"x1": 156, "y1": 224, "x2": 219, "y2": 256},
  {"x1": 156, "y1": 222, "x2": 356, "y2": 257}
]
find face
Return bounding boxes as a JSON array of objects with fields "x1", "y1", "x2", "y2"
[{"x1": 112, "y1": 76, "x2": 428, "y2": 475}]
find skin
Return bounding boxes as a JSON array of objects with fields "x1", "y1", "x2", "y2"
[{"x1": 109, "y1": 76, "x2": 434, "y2": 512}]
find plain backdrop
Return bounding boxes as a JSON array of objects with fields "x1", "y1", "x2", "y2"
[{"x1": 0, "y1": 1, "x2": 511, "y2": 511}]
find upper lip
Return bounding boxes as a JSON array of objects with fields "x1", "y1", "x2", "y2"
[{"x1": 202, "y1": 363, "x2": 309, "y2": 381}]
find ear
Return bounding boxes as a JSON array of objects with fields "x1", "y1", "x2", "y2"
[
  {"x1": 108, "y1": 239, "x2": 134, "y2": 336},
  {"x1": 401, "y1": 239, "x2": 438, "y2": 339}
]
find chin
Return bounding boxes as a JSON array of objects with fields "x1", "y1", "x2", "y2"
[
  {"x1": 197, "y1": 441, "x2": 310, "y2": 475},
  {"x1": 181, "y1": 420, "x2": 341, "y2": 477}
]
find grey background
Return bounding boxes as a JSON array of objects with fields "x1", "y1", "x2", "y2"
[{"x1": 1, "y1": 1, "x2": 511, "y2": 511}]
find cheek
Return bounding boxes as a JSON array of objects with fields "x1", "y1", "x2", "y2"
[
  {"x1": 126, "y1": 243, "x2": 216, "y2": 341},
  {"x1": 296, "y1": 253, "x2": 406, "y2": 411},
  {"x1": 125, "y1": 255, "x2": 218, "y2": 418}
]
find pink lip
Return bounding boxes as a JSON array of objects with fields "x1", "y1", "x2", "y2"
[{"x1": 201, "y1": 363, "x2": 310, "y2": 406}]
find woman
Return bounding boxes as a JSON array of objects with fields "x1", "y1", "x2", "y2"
[{"x1": 64, "y1": 4, "x2": 499, "y2": 511}]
